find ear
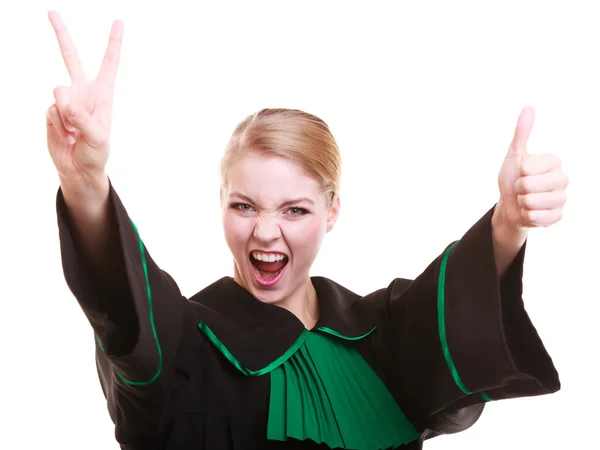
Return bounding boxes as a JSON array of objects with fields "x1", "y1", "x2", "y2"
[{"x1": 326, "y1": 194, "x2": 341, "y2": 233}]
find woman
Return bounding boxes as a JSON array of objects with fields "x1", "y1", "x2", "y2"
[{"x1": 47, "y1": 11, "x2": 568, "y2": 450}]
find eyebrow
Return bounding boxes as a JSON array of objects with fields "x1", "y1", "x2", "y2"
[{"x1": 229, "y1": 192, "x2": 315, "y2": 207}]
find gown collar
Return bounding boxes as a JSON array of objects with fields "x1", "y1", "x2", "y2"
[{"x1": 188, "y1": 276, "x2": 379, "y2": 373}]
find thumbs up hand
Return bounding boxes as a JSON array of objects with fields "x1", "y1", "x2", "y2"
[{"x1": 495, "y1": 106, "x2": 569, "y2": 231}]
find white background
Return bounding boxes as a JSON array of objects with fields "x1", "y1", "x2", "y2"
[{"x1": 1, "y1": 1, "x2": 598, "y2": 449}]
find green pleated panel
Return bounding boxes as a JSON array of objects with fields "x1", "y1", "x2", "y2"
[{"x1": 267, "y1": 332, "x2": 421, "y2": 449}]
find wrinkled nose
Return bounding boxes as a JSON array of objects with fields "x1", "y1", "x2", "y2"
[{"x1": 253, "y1": 216, "x2": 282, "y2": 244}]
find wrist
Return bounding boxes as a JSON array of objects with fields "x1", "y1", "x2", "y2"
[
  {"x1": 59, "y1": 171, "x2": 110, "y2": 210},
  {"x1": 492, "y1": 201, "x2": 528, "y2": 250}
]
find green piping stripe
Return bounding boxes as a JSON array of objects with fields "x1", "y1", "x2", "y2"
[
  {"x1": 95, "y1": 334, "x2": 104, "y2": 351},
  {"x1": 97, "y1": 220, "x2": 163, "y2": 387},
  {"x1": 116, "y1": 220, "x2": 163, "y2": 386},
  {"x1": 438, "y1": 242, "x2": 491, "y2": 400},
  {"x1": 317, "y1": 326, "x2": 376, "y2": 340},
  {"x1": 480, "y1": 391, "x2": 493, "y2": 402},
  {"x1": 197, "y1": 324, "x2": 375, "y2": 376},
  {"x1": 437, "y1": 242, "x2": 471, "y2": 394},
  {"x1": 198, "y1": 321, "x2": 310, "y2": 376}
]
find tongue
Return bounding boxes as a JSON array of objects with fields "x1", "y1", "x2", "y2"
[{"x1": 254, "y1": 259, "x2": 287, "y2": 273}]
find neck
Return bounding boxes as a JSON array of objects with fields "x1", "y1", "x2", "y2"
[{"x1": 279, "y1": 278, "x2": 319, "y2": 330}]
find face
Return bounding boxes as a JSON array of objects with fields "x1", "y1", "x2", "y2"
[{"x1": 221, "y1": 151, "x2": 340, "y2": 305}]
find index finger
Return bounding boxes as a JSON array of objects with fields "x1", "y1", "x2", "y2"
[{"x1": 48, "y1": 10, "x2": 86, "y2": 82}]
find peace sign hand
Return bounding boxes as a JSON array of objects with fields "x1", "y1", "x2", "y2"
[{"x1": 46, "y1": 11, "x2": 123, "y2": 186}]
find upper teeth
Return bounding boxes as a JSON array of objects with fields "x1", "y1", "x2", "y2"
[{"x1": 252, "y1": 252, "x2": 286, "y2": 262}]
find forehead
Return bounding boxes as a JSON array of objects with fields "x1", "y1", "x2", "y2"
[{"x1": 226, "y1": 152, "x2": 323, "y2": 203}]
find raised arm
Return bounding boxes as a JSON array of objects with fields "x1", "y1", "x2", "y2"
[
  {"x1": 372, "y1": 106, "x2": 567, "y2": 439},
  {"x1": 47, "y1": 10, "x2": 139, "y2": 351},
  {"x1": 47, "y1": 12, "x2": 193, "y2": 445},
  {"x1": 47, "y1": 8, "x2": 123, "y2": 285}
]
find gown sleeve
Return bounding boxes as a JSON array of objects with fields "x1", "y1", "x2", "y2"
[
  {"x1": 56, "y1": 180, "x2": 196, "y2": 446},
  {"x1": 371, "y1": 205, "x2": 560, "y2": 436}
]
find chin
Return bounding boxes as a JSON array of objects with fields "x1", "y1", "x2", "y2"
[{"x1": 251, "y1": 288, "x2": 287, "y2": 305}]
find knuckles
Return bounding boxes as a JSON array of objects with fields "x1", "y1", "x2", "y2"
[
  {"x1": 514, "y1": 177, "x2": 530, "y2": 194},
  {"x1": 517, "y1": 194, "x2": 535, "y2": 209},
  {"x1": 520, "y1": 207, "x2": 564, "y2": 228},
  {"x1": 53, "y1": 85, "x2": 69, "y2": 102},
  {"x1": 520, "y1": 208, "x2": 538, "y2": 225},
  {"x1": 515, "y1": 169, "x2": 569, "y2": 195},
  {"x1": 521, "y1": 153, "x2": 562, "y2": 176},
  {"x1": 517, "y1": 190, "x2": 567, "y2": 210}
]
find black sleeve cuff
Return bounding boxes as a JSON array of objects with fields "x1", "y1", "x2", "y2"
[
  {"x1": 380, "y1": 205, "x2": 560, "y2": 426},
  {"x1": 444, "y1": 206, "x2": 560, "y2": 399},
  {"x1": 56, "y1": 180, "x2": 187, "y2": 383}
]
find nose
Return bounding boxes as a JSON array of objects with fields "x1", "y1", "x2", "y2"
[{"x1": 253, "y1": 215, "x2": 282, "y2": 244}]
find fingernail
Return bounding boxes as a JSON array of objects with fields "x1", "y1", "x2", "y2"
[{"x1": 67, "y1": 134, "x2": 76, "y2": 145}]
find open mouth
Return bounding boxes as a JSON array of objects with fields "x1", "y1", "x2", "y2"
[{"x1": 249, "y1": 251, "x2": 289, "y2": 286}]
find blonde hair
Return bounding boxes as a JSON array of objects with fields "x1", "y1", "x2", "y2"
[{"x1": 220, "y1": 108, "x2": 341, "y2": 205}]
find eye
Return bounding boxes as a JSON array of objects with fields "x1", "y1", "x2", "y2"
[
  {"x1": 286, "y1": 207, "x2": 309, "y2": 216},
  {"x1": 230, "y1": 203, "x2": 254, "y2": 213}
]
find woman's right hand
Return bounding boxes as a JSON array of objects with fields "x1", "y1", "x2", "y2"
[{"x1": 46, "y1": 11, "x2": 124, "y2": 194}]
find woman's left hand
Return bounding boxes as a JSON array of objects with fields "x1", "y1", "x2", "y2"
[{"x1": 495, "y1": 106, "x2": 569, "y2": 231}]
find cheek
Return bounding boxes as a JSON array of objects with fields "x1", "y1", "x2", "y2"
[
  {"x1": 222, "y1": 214, "x2": 252, "y2": 252},
  {"x1": 284, "y1": 220, "x2": 327, "y2": 258}
]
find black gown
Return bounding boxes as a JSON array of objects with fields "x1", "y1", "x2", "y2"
[{"x1": 56, "y1": 182, "x2": 560, "y2": 449}]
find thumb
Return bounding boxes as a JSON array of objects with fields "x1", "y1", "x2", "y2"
[
  {"x1": 509, "y1": 106, "x2": 535, "y2": 157},
  {"x1": 66, "y1": 104, "x2": 108, "y2": 147}
]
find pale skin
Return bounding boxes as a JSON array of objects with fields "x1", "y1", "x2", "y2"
[
  {"x1": 221, "y1": 151, "x2": 340, "y2": 328},
  {"x1": 47, "y1": 11, "x2": 569, "y2": 329}
]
